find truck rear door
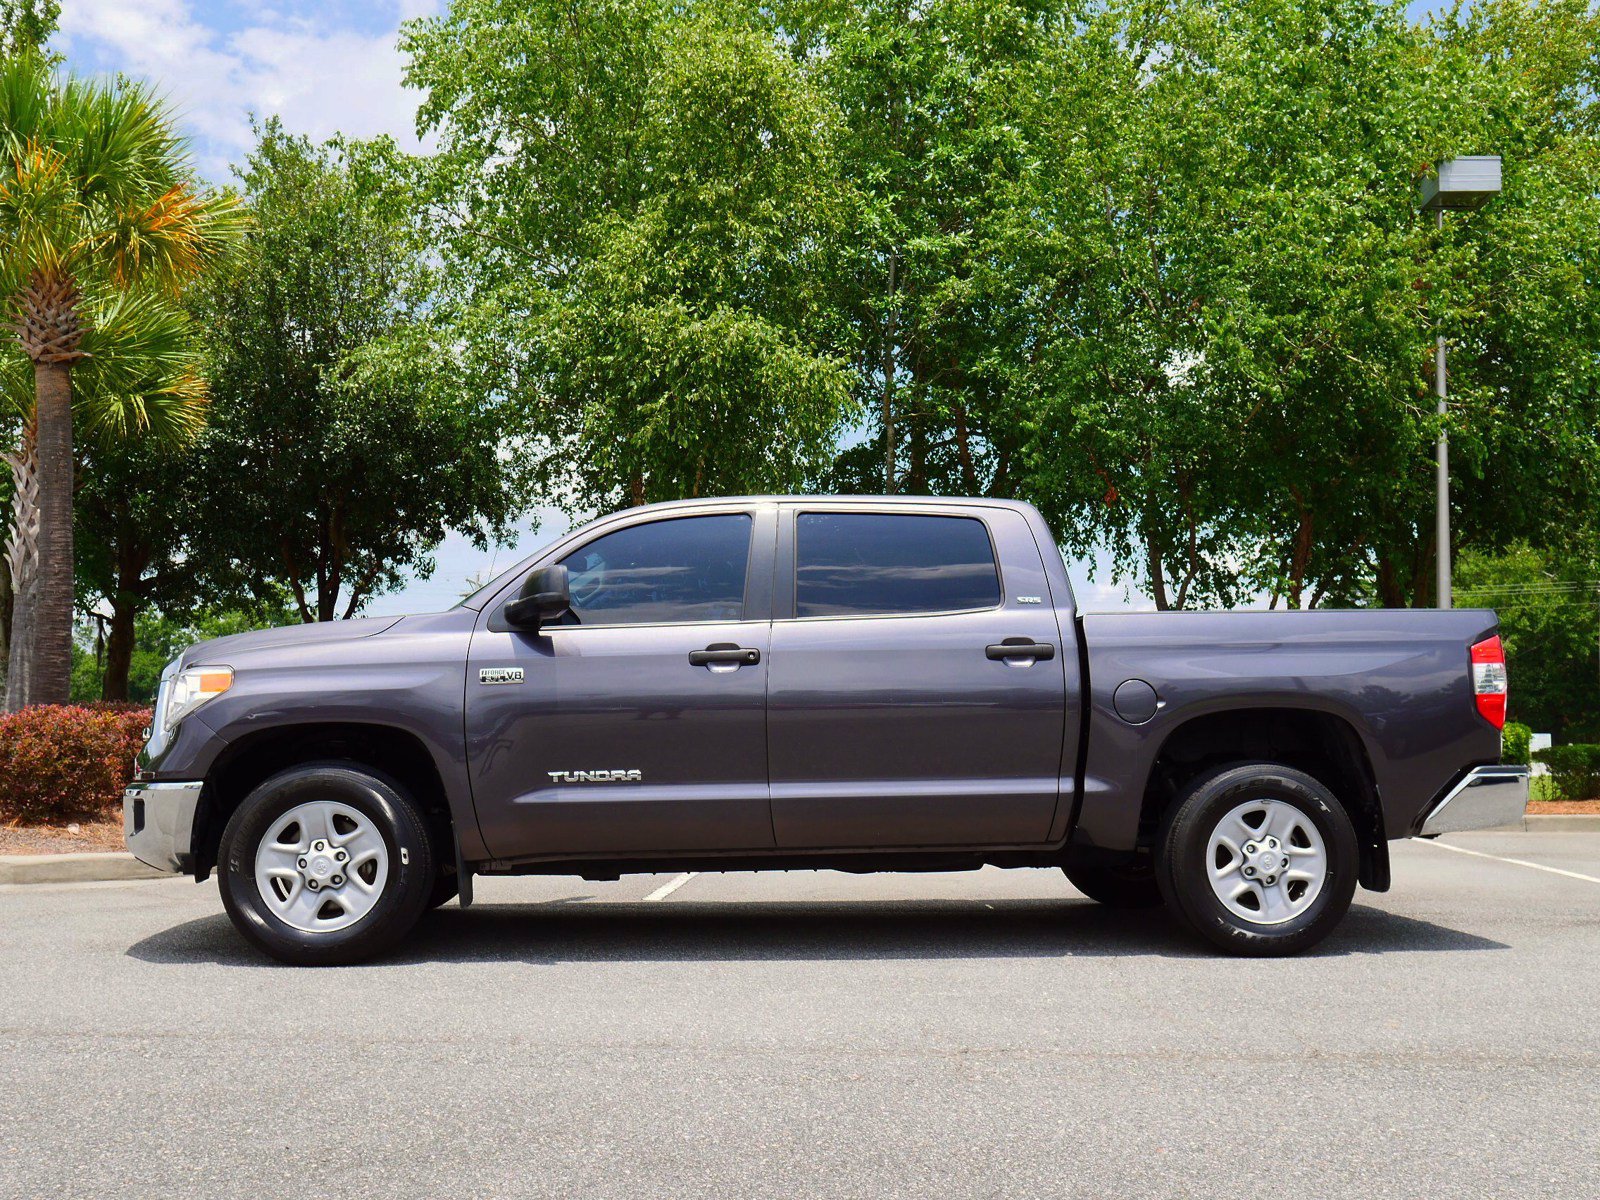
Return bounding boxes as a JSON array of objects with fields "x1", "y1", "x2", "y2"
[{"x1": 765, "y1": 502, "x2": 1072, "y2": 849}]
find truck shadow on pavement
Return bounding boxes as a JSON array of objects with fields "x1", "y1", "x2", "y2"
[{"x1": 125, "y1": 898, "x2": 1508, "y2": 967}]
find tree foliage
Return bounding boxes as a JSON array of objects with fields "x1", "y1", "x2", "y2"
[
  {"x1": 1, "y1": 287, "x2": 210, "y2": 699},
  {"x1": 190, "y1": 122, "x2": 523, "y2": 622},
  {"x1": 0, "y1": 53, "x2": 240, "y2": 706},
  {"x1": 1456, "y1": 543, "x2": 1600, "y2": 740},
  {"x1": 403, "y1": 0, "x2": 856, "y2": 514},
  {"x1": 0, "y1": 0, "x2": 57, "y2": 57},
  {"x1": 406, "y1": 0, "x2": 1600, "y2": 611}
]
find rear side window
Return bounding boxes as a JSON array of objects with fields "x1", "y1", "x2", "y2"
[
  {"x1": 795, "y1": 512, "x2": 1001, "y2": 618},
  {"x1": 559, "y1": 513, "x2": 752, "y2": 625}
]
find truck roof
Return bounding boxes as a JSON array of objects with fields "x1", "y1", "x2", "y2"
[{"x1": 605, "y1": 494, "x2": 1042, "y2": 514}]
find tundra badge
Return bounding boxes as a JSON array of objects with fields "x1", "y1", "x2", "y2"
[{"x1": 479, "y1": 667, "x2": 525, "y2": 685}]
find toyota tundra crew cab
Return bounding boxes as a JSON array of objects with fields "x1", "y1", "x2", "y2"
[{"x1": 124, "y1": 496, "x2": 1528, "y2": 964}]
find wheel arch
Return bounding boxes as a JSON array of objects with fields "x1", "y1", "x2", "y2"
[
  {"x1": 1136, "y1": 706, "x2": 1389, "y2": 891},
  {"x1": 195, "y1": 722, "x2": 457, "y2": 881}
]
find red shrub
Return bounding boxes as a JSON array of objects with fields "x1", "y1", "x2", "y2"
[{"x1": 0, "y1": 704, "x2": 153, "y2": 825}]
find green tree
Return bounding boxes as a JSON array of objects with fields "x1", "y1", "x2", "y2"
[
  {"x1": 1455, "y1": 544, "x2": 1600, "y2": 740},
  {"x1": 0, "y1": 54, "x2": 240, "y2": 706},
  {"x1": 191, "y1": 122, "x2": 521, "y2": 621},
  {"x1": 1426, "y1": 0, "x2": 1600, "y2": 596},
  {"x1": 779, "y1": 0, "x2": 1072, "y2": 506},
  {"x1": 403, "y1": 0, "x2": 856, "y2": 514},
  {"x1": 405, "y1": 0, "x2": 1600, "y2": 614},
  {"x1": 0, "y1": 0, "x2": 58, "y2": 57},
  {"x1": 1, "y1": 288, "x2": 210, "y2": 704},
  {"x1": 74, "y1": 428, "x2": 214, "y2": 701},
  {"x1": 1000, "y1": 0, "x2": 1459, "y2": 609},
  {"x1": 72, "y1": 603, "x2": 295, "y2": 704}
]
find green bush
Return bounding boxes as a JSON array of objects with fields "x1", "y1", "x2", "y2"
[
  {"x1": 1532, "y1": 743, "x2": 1600, "y2": 802},
  {"x1": 1502, "y1": 721, "x2": 1532, "y2": 766},
  {"x1": 0, "y1": 705, "x2": 151, "y2": 824}
]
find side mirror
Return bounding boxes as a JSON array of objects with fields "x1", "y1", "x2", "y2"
[{"x1": 503, "y1": 564, "x2": 570, "y2": 631}]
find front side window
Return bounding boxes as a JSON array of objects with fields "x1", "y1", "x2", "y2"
[
  {"x1": 557, "y1": 513, "x2": 752, "y2": 625},
  {"x1": 795, "y1": 512, "x2": 1001, "y2": 618}
]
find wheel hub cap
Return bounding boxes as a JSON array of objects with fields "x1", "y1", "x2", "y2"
[
  {"x1": 1205, "y1": 799, "x2": 1328, "y2": 926},
  {"x1": 254, "y1": 801, "x2": 389, "y2": 933}
]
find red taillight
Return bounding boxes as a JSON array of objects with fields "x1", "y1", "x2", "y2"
[{"x1": 1470, "y1": 635, "x2": 1508, "y2": 729}]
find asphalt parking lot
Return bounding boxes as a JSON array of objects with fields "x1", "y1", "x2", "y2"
[{"x1": 2, "y1": 832, "x2": 1597, "y2": 1199}]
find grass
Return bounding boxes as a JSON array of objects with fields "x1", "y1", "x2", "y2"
[{"x1": 1531, "y1": 775, "x2": 1561, "y2": 803}]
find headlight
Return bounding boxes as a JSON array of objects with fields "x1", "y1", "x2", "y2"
[{"x1": 162, "y1": 665, "x2": 233, "y2": 733}]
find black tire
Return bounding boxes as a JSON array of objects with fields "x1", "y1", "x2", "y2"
[
  {"x1": 1063, "y1": 860, "x2": 1163, "y2": 908},
  {"x1": 1155, "y1": 762, "x2": 1358, "y2": 957},
  {"x1": 218, "y1": 763, "x2": 435, "y2": 966}
]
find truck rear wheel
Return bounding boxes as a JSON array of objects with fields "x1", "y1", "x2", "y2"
[
  {"x1": 1156, "y1": 763, "x2": 1357, "y2": 956},
  {"x1": 218, "y1": 763, "x2": 435, "y2": 966},
  {"x1": 1062, "y1": 860, "x2": 1163, "y2": 908}
]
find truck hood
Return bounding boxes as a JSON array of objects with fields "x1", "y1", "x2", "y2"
[{"x1": 179, "y1": 616, "x2": 404, "y2": 668}]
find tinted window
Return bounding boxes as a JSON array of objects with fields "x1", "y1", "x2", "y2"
[
  {"x1": 558, "y1": 514, "x2": 752, "y2": 625},
  {"x1": 795, "y1": 512, "x2": 1001, "y2": 617}
]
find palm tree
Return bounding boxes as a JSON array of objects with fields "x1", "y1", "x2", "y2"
[
  {"x1": 0, "y1": 53, "x2": 240, "y2": 706},
  {"x1": 0, "y1": 289, "x2": 208, "y2": 705}
]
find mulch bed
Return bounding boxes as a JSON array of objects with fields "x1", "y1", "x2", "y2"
[
  {"x1": 1527, "y1": 799, "x2": 1600, "y2": 815},
  {"x1": 0, "y1": 817, "x2": 126, "y2": 856}
]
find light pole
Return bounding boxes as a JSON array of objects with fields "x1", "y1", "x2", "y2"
[{"x1": 1419, "y1": 155, "x2": 1501, "y2": 609}]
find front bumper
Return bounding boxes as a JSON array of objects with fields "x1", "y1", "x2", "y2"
[
  {"x1": 1419, "y1": 765, "x2": 1530, "y2": 836},
  {"x1": 124, "y1": 780, "x2": 205, "y2": 873}
]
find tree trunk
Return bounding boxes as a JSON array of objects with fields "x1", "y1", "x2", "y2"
[
  {"x1": 4, "y1": 422, "x2": 41, "y2": 711},
  {"x1": 1146, "y1": 527, "x2": 1171, "y2": 611},
  {"x1": 31, "y1": 360, "x2": 74, "y2": 704},
  {"x1": 0, "y1": 540, "x2": 10, "y2": 697},
  {"x1": 101, "y1": 600, "x2": 136, "y2": 702},
  {"x1": 1286, "y1": 493, "x2": 1314, "y2": 609},
  {"x1": 1375, "y1": 555, "x2": 1405, "y2": 609}
]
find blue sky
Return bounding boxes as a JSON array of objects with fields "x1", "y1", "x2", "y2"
[
  {"x1": 57, "y1": 0, "x2": 438, "y2": 185},
  {"x1": 56, "y1": 0, "x2": 1151, "y2": 614}
]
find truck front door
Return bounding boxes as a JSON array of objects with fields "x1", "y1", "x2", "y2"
[
  {"x1": 467, "y1": 508, "x2": 775, "y2": 860},
  {"x1": 766, "y1": 504, "x2": 1071, "y2": 849}
]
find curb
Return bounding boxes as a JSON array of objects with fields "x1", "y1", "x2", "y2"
[
  {"x1": 1476, "y1": 814, "x2": 1600, "y2": 833},
  {"x1": 1519, "y1": 813, "x2": 1600, "y2": 833},
  {"x1": 0, "y1": 852, "x2": 168, "y2": 886}
]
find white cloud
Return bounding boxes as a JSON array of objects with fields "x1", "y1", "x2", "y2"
[{"x1": 57, "y1": 0, "x2": 439, "y2": 182}]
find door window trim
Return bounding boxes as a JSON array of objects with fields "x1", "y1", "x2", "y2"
[{"x1": 773, "y1": 505, "x2": 1007, "y2": 624}]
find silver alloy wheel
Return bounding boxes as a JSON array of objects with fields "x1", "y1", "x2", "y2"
[
  {"x1": 254, "y1": 800, "x2": 390, "y2": 933},
  {"x1": 1205, "y1": 798, "x2": 1327, "y2": 926}
]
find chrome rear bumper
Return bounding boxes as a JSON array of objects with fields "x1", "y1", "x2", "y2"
[
  {"x1": 1419, "y1": 765, "x2": 1530, "y2": 836},
  {"x1": 124, "y1": 780, "x2": 204, "y2": 873}
]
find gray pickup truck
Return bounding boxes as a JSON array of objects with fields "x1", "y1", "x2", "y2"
[{"x1": 125, "y1": 496, "x2": 1527, "y2": 964}]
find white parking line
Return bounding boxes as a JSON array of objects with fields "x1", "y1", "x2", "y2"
[
  {"x1": 642, "y1": 872, "x2": 697, "y2": 902},
  {"x1": 1423, "y1": 839, "x2": 1600, "y2": 885}
]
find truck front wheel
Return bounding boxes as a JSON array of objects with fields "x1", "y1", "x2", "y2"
[
  {"x1": 217, "y1": 763, "x2": 436, "y2": 966},
  {"x1": 1156, "y1": 763, "x2": 1357, "y2": 956}
]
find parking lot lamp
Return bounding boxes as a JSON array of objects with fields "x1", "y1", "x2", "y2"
[{"x1": 1419, "y1": 155, "x2": 1501, "y2": 609}]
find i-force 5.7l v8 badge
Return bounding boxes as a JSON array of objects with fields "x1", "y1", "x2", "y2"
[{"x1": 479, "y1": 667, "x2": 524, "y2": 685}]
